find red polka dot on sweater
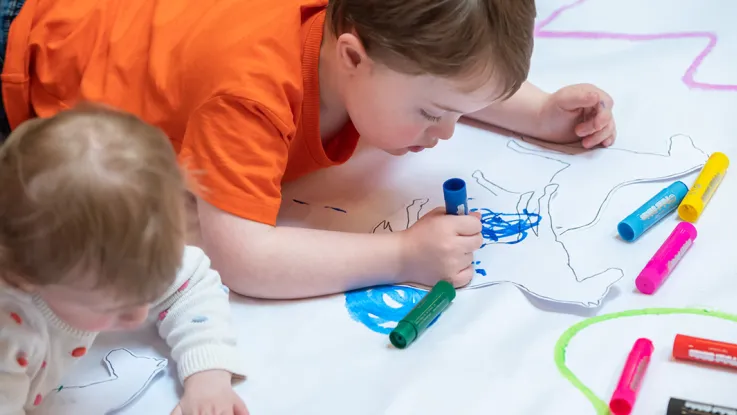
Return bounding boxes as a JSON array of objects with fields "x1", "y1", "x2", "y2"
[
  {"x1": 71, "y1": 347, "x2": 86, "y2": 357},
  {"x1": 10, "y1": 312, "x2": 21, "y2": 324},
  {"x1": 34, "y1": 394, "x2": 43, "y2": 406},
  {"x1": 16, "y1": 353, "x2": 28, "y2": 367},
  {"x1": 158, "y1": 310, "x2": 168, "y2": 321},
  {"x1": 177, "y1": 280, "x2": 189, "y2": 292},
  {"x1": 41, "y1": 360, "x2": 47, "y2": 369}
]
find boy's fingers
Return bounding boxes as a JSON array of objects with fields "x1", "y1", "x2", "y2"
[
  {"x1": 235, "y1": 402, "x2": 250, "y2": 415},
  {"x1": 558, "y1": 88, "x2": 600, "y2": 111},
  {"x1": 576, "y1": 107, "x2": 611, "y2": 137},
  {"x1": 582, "y1": 123, "x2": 615, "y2": 149},
  {"x1": 461, "y1": 233, "x2": 484, "y2": 252},
  {"x1": 452, "y1": 265, "x2": 475, "y2": 287},
  {"x1": 455, "y1": 215, "x2": 482, "y2": 236}
]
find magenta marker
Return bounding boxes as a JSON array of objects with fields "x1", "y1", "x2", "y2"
[
  {"x1": 609, "y1": 338, "x2": 654, "y2": 415},
  {"x1": 635, "y1": 222, "x2": 697, "y2": 295}
]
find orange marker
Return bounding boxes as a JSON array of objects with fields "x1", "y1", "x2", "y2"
[{"x1": 672, "y1": 334, "x2": 737, "y2": 370}]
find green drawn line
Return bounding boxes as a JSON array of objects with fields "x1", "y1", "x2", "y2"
[{"x1": 554, "y1": 307, "x2": 737, "y2": 415}]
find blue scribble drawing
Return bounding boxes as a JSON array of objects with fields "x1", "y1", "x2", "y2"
[
  {"x1": 345, "y1": 285, "x2": 427, "y2": 334},
  {"x1": 472, "y1": 207, "x2": 541, "y2": 246},
  {"x1": 473, "y1": 261, "x2": 487, "y2": 277}
]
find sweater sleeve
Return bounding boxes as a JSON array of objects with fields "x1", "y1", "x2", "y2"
[
  {"x1": 0, "y1": 309, "x2": 44, "y2": 415},
  {"x1": 150, "y1": 246, "x2": 246, "y2": 385}
]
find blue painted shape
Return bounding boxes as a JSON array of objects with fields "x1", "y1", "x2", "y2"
[
  {"x1": 344, "y1": 285, "x2": 431, "y2": 335},
  {"x1": 191, "y1": 316, "x2": 208, "y2": 323},
  {"x1": 292, "y1": 199, "x2": 309, "y2": 205},
  {"x1": 471, "y1": 207, "x2": 542, "y2": 247},
  {"x1": 221, "y1": 284, "x2": 230, "y2": 294}
]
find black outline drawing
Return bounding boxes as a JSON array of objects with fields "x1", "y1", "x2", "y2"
[
  {"x1": 37, "y1": 348, "x2": 168, "y2": 415},
  {"x1": 509, "y1": 134, "x2": 708, "y2": 234},
  {"x1": 371, "y1": 134, "x2": 708, "y2": 307}
]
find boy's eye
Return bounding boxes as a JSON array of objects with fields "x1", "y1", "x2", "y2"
[{"x1": 420, "y1": 109, "x2": 441, "y2": 123}]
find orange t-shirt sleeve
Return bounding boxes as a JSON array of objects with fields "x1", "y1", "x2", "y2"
[{"x1": 178, "y1": 95, "x2": 293, "y2": 226}]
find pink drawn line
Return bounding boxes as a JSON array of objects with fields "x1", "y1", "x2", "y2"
[{"x1": 535, "y1": 0, "x2": 737, "y2": 91}]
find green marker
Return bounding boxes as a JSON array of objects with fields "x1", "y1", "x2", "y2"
[{"x1": 389, "y1": 280, "x2": 456, "y2": 349}]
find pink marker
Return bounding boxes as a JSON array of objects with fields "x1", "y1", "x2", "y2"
[
  {"x1": 635, "y1": 222, "x2": 697, "y2": 295},
  {"x1": 609, "y1": 338, "x2": 654, "y2": 415}
]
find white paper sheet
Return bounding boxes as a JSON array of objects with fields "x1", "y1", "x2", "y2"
[
  {"x1": 39, "y1": 0, "x2": 737, "y2": 414},
  {"x1": 33, "y1": 349, "x2": 167, "y2": 415}
]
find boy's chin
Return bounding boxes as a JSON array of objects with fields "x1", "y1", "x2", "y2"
[{"x1": 383, "y1": 146, "x2": 424, "y2": 156}]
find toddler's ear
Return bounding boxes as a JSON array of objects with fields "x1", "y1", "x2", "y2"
[{"x1": 0, "y1": 272, "x2": 36, "y2": 292}]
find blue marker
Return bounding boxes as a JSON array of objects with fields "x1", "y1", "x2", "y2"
[
  {"x1": 617, "y1": 181, "x2": 689, "y2": 242},
  {"x1": 443, "y1": 178, "x2": 468, "y2": 215}
]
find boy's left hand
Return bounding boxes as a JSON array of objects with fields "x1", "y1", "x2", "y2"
[
  {"x1": 172, "y1": 370, "x2": 249, "y2": 415},
  {"x1": 538, "y1": 83, "x2": 616, "y2": 149}
]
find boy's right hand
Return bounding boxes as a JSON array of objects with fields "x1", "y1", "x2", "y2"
[{"x1": 399, "y1": 207, "x2": 484, "y2": 288}]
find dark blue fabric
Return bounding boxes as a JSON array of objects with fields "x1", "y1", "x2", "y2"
[{"x1": 0, "y1": 0, "x2": 25, "y2": 140}]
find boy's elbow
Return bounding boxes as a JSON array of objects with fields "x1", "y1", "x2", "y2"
[
  {"x1": 202, "y1": 230, "x2": 280, "y2": 299},
  {"x1": 194, "y1": 200, "x2": 280, "y2": 298}
]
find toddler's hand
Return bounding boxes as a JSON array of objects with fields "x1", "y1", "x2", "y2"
[
  {"x1": 172, "y1": 370, "x2": 248, "y2": 415},
  {"x1": 399, "y1": 207, "x2": 483, "y2": 287},
  {"x1": 538, "y1": 83, "x2": 616, "y2": 149}
]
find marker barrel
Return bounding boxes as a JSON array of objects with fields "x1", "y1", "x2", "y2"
[
  {"x1": 667, "y1": 397, "x2": 737, "y2": 415},
  {"x1": 389, "y1": 280, "x2": 456, "y2": 349},
  {"x1": 673, "y1": 334, "x2": 737, "y2": 370},
  {"x1": 617, "y1": 181, "x2": 688, "y2": 241},
  {"x1": 443, "y1": 178, "x2": 468, "y2": 215},
  {"x1": 678, "y1": 152, "x2": 729, "y2": 222},
  {"x1": 609, "y1": 338, "x2": 654, "y2": 415},
  {"x1": 635, "y1": 222, "x2": 697, "y2": 295}
]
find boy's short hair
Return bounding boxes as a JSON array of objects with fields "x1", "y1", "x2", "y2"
[
  {"x1": 326, "y1": 0, "x2": 536, "y2": 99},
  {"x1": 0, "y1": 104, "x2": 187, "y2": 302}
]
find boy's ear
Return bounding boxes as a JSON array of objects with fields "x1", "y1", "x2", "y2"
[{"x1": 335, "y1": 32, "x2": 371, "y2": 73}]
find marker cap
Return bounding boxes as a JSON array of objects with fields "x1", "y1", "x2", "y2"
[
  {"x1": 678, "y1": 152, "x2": 729, "y2": 222},
  {"x1": 390, "y1": 321, "x2": 418, "y2": 349},
  {"x1": 389, "y1": 280, "x2": 456, "y2": 349},
  {"x1": 443, "y1": 178, "x2": 468, "y2": 215},
  {"x1": 678, "y1": 197, "x2": 703, "y2": 224},
  {"x1": 609, "y1": 338, "x2": 654, "y2": 415},
  {"x1": 635, "y1": 262, "x2": 668, "y2": 295},
  {"x1": 635, "y1": 221, "x2": 697, "y2": 295}
]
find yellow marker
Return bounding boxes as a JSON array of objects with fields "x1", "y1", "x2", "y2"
[{"x1": 678, "y1": 152, "x2": 729, "y2": 222}]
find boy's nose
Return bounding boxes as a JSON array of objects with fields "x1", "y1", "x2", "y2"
[{"x1": 434, "y1": 120, "x2": 456, "y2": 140}]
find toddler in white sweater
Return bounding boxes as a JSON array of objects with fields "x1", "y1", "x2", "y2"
[{"x1": 0, "y1": 105, "x2": 247, "y2": 414}]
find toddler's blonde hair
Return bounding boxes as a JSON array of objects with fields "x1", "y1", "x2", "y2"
[{"x1": 0, "y1": 103, "x2": 187, "y2": 302}]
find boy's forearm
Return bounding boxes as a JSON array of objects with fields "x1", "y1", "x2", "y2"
[
  {"x1": 197, "y1": 199, "x2": 405, "y2": 299},
  {"x1": 463, "y1": 81, "x2": 549, "y2": 138}
]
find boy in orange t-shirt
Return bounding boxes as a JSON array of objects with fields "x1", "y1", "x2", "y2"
[{"x1": 0, "y1": 0, "x2": 616, "y2": 299}]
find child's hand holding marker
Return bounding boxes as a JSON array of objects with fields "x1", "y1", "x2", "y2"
[
  {"x1": 399, "y1": 178, "x2": 481, "y2": 288},
  {"x1": 400, "y1": 207, "x2": 482, "y2": 288}
]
